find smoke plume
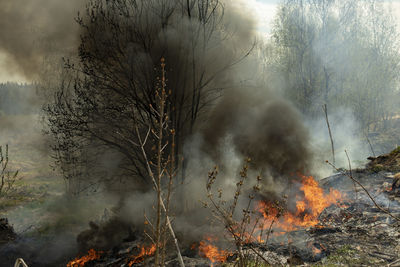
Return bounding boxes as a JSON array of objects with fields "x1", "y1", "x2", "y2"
[
  {"x1": 1, "y1": 0, "x2": 316, "y2": 258},
  {"x1": 68, "y1": 0, "x2": 311, "y2": 182},
  {"x1": 0, "y1": 0, "x2": 84, "y2": 80},
  {"x1": 201, "y1": 87, "x2": 310, "y2": 177},
  {"x1": 39, "y1": 0, "x2": 313, "y2": 245}
]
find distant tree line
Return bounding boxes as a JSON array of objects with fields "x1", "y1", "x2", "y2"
[{"x1": 263, "y1": 0, "x2": 400, "y2": 132}]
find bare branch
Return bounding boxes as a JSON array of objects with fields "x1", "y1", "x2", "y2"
[{"x1": 327, "y1": 160, "x2": 400, "y2": 222}]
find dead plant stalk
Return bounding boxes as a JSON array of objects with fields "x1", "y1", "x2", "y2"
[
  {"x1": 130, "y1": 58, "x2": 185, "y2": 267},
  {"x1": 205, "y1": 160, "x2": 274, "y2": 266}
]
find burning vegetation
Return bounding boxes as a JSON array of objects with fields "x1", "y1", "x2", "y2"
[
  {"x1": 127, "y1": 244, "x2": 156, "y2": 266},
  {"x1": 67, "y1": 249, "x2": 102, "y2": 267},
  {"x1": 256, "y1": 175, "x2": 344, "y2": 233},
  {"x1": 197, "y1": 236, "x2": 232, "y2": 266},
  {"x1": 199, "y1": 161, "x2": 350, "y2": 266},
  {"x1": 1, "y1": 0, "x2": 400, "y2": 266}
]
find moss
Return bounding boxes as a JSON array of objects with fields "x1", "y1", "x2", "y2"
[
  {"x1": 390, "y1": 146, "x2": 400, "y2": 155},
  {"x1": 369, "y1": 164, "x2": 385, "y2": 173}
]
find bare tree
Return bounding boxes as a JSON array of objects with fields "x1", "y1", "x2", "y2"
[
  {"x1": 269, "y1": 0, "x2": 400, "y2": 130},
  {"x1": 44, "y1": 0, "x2": 254, "y2": 192}
]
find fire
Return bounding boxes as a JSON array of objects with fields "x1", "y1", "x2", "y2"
[
  {"x1": 312, "y1": 246, "x2": 322, "y2": 255},
  {"x1": 257, "y1": 175, "x2": 343, "y2": 233},
  {"x1": 67, "y1": 249, "x2": 102, "y2": 267},
  {"x1": 198, "y1": 236, "x2": 232, "y2": 266},
  {"x1": 128, "y1": 244, "x2": 156, "y2": 266}
]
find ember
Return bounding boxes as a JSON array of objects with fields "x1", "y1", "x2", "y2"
[
  {"x1": 257, "y1": 175, "x2": 343, "y2": 233},
  {"x1": 128, "y1": 244, "x2": 156, "y2": 266},
  {"x1": 312, "y1": 246, "x2": 322, "y2": 255},
  {"x1": 67, "y1": 249, "x2": 103, "y2": 267},
  {"x1": 198, "y1": 236, "x2": 232, "y2": 266}
]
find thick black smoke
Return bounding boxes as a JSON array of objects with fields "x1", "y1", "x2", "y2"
[
  {"x1": 0, "y1": 0, "x2": 314, "y2": 257},
  {"x1": 201, "y1": 87, "x2": 310, "y2": 177},
  {"x1": 0, "y1": 0, "x2": 311, "y2": 180},
  {"x1": 0, "y1": 0, "x2": 84, "y2": 80},
  {"x1": 45, "y1": 0, "x2": 312, "y2": 246}
]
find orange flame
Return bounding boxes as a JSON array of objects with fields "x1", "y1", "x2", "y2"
[
  {"x1": 67, "y1": 249, "x2": 102, "y2": 267},
  {"x1": 198, "y1": 236, "x2": 232, "y2": 266},
  {"x1": 257, "y1": 175, "x2": 343, "y2": 233},
  {"x1": 128, "y1": 244, "x2": 156, "y2": 266},
  {"x1": 312, "y1": 246, "x2": 322, "y2": 255}
]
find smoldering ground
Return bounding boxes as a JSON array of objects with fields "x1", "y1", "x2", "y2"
[{"x1": 0, "y1": 194, "x2": 120, "y2": 267}]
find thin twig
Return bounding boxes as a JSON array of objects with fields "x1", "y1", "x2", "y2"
[
  {"x1": 206, "y1": 165, "x2": 275, "y2": 266},
  {"x1": 345, "y1": 150, "x2": 358, "y2": 200},
  {"x1": 144, "y1": 231, "x2": 156, "y2": 245},
  {"x1": 323, "y1": 104, "x2": 335, "y2": 164},
  {"x1": 365, "y1": 134, "x2": 376, "y2": 157},
  {"x1": 144, "y1": 213, "x2": 156, "y2": 235},
  {"x1": 265, "y1": 219, "x2": 275, "y2": 246},
  {"x1": 327, "y1": 161, "x2": 400, "y2": 222},
  {"x1": 246, "y1": 244, "x2": 273, "y2": 265}
]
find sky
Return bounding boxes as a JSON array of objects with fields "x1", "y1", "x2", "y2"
[
  {"x1": 245, "y1": 0, "x2": 279, "y2": 35},
  {"x1": 0, "y1": 0, "x2": 399, "y2": 83}
]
